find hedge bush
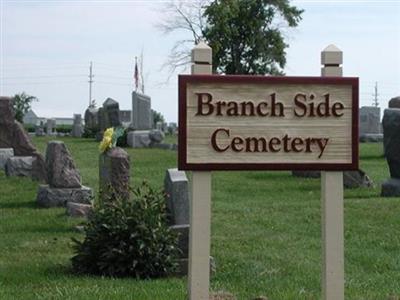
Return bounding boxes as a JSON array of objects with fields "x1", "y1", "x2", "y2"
[
  {"x1": 71, "y1": 182, "x2": 179, "y2": 278},
  {"x1": 55, "y1": 125, "x2": 72, "y2": 134},
  {"x1": 23, "y1": 124, "x2": 35, "y2": 133}
]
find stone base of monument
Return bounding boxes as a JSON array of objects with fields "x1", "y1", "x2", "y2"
[
  {"x1": 126, "y1": 129, "x2": 175, "y2": 149},
  {"x1": 344, "y1": 170, "x2": 374, "y2": 188},
  {"x1": 5, "y1": 156, "x2": 33, "y2": 177},
  {"x1": 36, "y1": 185, "x2": 93, "y2": 208},
  {"x1": 127, "y1": 130, "x2": 151, "y2": 148},
  {"x1": 66, "y1": 201, "x2": 93, "y2": 217},
  {"x1": 381, "y1": 178, "x2": 400, "y2": 197},
  {"x1": 169, "y1": 224, "x2": 216, "y2": 277},
  {"x1": 360, "y1": 133, "x2": 384, "y2": 143},
  {"x1": 171, "y1": 224, "x2": 189, "y2": 257},
  {"x1": 0, "y1": 148, "x2": 14, "y2": 169}
]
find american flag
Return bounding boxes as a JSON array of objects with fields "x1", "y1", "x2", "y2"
[{"x1": 134, "y1": 57, "x2": 139, "y2": 91}]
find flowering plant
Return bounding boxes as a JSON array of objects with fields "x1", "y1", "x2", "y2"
[{"x1": 99, "y1": 127, "x2": 124, "y2": 153}]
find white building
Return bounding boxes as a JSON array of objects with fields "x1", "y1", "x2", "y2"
[
  {"x1": 22, "y1": 109, "x2": 73, "y2": 126},
  {"x1": 23, "y1": 109, "x2": 46, "y2": 125}
]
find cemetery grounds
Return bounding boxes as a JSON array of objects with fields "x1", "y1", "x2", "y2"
[{"x1": 0, "y1": 136, "x2": 399, "y2": 300}]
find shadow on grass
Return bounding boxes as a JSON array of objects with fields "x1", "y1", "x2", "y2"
[
  {"x1": 360, "y1": 155, "x2": 385, "y2": 160},
  {"x1": 43, "y1": 262, "x2": 78, "y2": 279},
  {"x1": 243, "y1": 171, "x2": 292, "y2": 181},
  {"x1": 28, "y1": 226, "x2": 76, "y2": 234},
  {"x1": 345, "y1": 192, "x2": 380, "y2": 200},
  {"x1": 0, "y1": 201, "x2": 36, "y2": 209},
  {"x1": 43, "y1": 262, "x2": 151, "y2": 282}
]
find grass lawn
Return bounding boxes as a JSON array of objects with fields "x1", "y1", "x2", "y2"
[{"x1": 0, "y1": 137, "x2": 399, "y2": 300}]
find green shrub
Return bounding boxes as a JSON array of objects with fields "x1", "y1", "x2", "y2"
[
  {"x1": 82, "y1": 127, "x2": 97, "y2": 138},
  {"x1": 116, "y1": 128, "x2": 128, "y2": 147},
  {"x1": 71, "y1": 182, "x2": 179, "y2": 278},
  {"x1": 23, "y1": 124, "x2": 35, "y2": 133},
  {"x1": 55, "y1": 125, "x2": 72, "y2": 134}
]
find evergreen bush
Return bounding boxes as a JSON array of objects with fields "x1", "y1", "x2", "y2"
[{"x1": 71, "y1": 182, "x2": 178, "y2": 278}]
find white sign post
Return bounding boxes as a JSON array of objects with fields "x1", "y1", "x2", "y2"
[
  {"x1": 188, "y1": 41, "x2": 212, "y2": 300},
  {"x1": 321, "y1": 44, "x2": 344, "y2": 300}
]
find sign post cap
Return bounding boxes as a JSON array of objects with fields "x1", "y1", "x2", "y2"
[
  {"x1": 321, "y1": 44, "x2": 343, "y2": 65},
  {"x1": 192, "y1": 40, "x2": 212, "y2": 64}
]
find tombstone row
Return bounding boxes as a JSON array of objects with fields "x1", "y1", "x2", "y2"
[
  {"x1": 84, "y1": 94, "x2": 171, "y2": 148},
  {"x1": 33, "y1": 114, "x2": 83, "y2": 138},
  {"x1": 359, "y1": 97, "x2": 400, "y2": 143}
]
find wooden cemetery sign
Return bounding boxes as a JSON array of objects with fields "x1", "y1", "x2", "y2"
[
  {"x1": 179, "y1": 75, "x2": 359, "y2": 171},
  {"x1": 181, "y1": 42, "x2": 357, "y2": 300}
]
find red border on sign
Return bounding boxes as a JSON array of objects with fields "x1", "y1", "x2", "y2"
[{"x1": 178, "y1": 75, "x2": 359, "y2": 171}]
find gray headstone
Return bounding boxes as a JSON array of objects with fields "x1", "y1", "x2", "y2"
[
  {"x1": 162, "y1": 122, "x2": 168, "y2": 133},
  {"x1": 0, "y1": 97, "x2": 47, "y2": 182},
  {"x1": 0, "y1": 97, "x2": 15, "y2": 125},
  {"x1": 149, "y1": 129, "x2": 165, "y2": 144},
  {"x1": 359, "y1": 106, "x2": 381, "y2": 135},
  {"x1": 97, "y1": 107, "x2": 106, "y2": 132},
  {"x1": 381, "y1": 178, "x2": 400, "y2": 197},
  {"x1": 164, "y1": 168, "x2": 189, "y2": 225},
  {"x1": 343, "y1": 170, "x2": 373, "y2": 189},
  {"x1": 99, "y1": 147, "x2": 130, "y2": 201},
  {"x1": 103, "y1": 98, "x2": 121, "y2": 128},
  {"x1": 388, "y1": 96, "x2": 400, "y2": 109},
  {"x1": 84, "y1": 107, "x2": 99, "y2": 131},
  {"x1": 46, "y1": 141, "x2": 82, "y2": 188},
  {"x1": 5, "y1": 156, "x2": 33, "y2": 177},
  {"x1": 72, "y1": 114, "x2": 83, "y2": 137},
  {"x1": 131, "y1": 92, "x2": 151, "y2": 130},
  {"x1": 36, "y1": 185, "x2": 93, "y2": 207},
  {"x1": 382, "y1": 108, "x2": 400, "y2": 179},
  {"x1": 46, "y1": 119, "x2": 56, "y2": 135},
  {"x1": 35, "y1": 126, "x2": 45, "y2": 137},
  {"x1": 170, "y1": 224, "x2": 189, "y2": 258},
  {"x1": 127, "y1": 131, "x2": 151, "y2": 148},
  {"x1": 73, "y1": 114, "x2": 82, "y2": 125},
  {"x1": 0, "y1": 148, "x2": 14, "y2": 169}
]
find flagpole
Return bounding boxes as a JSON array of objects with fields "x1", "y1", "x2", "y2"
[{"x1": 134, "y1": 56, "x2": 138, "y2": 92}]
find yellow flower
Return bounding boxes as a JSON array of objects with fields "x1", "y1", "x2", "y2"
[
  {"x1": 103, "y1": 127, "x2": 114, "y2": 139},
  {"x1": 99, "y1": 135, "x2": 112, "y2": 153}
]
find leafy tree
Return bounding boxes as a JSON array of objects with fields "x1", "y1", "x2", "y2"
[
  {"x1": 203, "y1": 0, "x2": 303, "y2": 75},
  {"x1": 159, "y1": 0, "x2": 303, "y2": 75},
  {"x1": 152, "y1": 109, "x2": 165, "y2": 128},
  {"x1": 12, "y1": 92, "x2": 38, "y2": 123}
]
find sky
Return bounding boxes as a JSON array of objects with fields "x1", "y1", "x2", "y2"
[{"x1": 1, "y1": 0, "x2": 399, "y2": 123}]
